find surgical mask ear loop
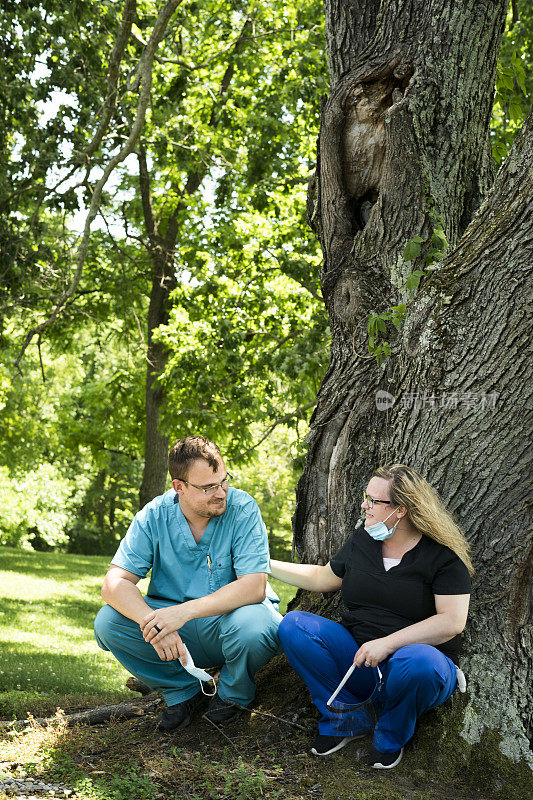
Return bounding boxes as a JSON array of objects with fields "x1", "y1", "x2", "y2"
[
  {"x1": 200, "y1": 679, "x2": 217, "y2": 696},
  {"x1": 383, "y1": 508, "x2": 399, "y2": 525}
]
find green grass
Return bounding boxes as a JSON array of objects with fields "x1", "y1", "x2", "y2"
[{"x1": 0, "y1": 546, "x2": 295, "y2": 719}]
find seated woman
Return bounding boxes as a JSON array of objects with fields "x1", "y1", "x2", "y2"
[{"x1": 271, "y1": 464, "x2": 472, "y2": 770}]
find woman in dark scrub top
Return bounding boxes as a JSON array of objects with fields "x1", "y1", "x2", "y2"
[{"x1": 271, "y1": 464, "x2": 473, "y2": 770}]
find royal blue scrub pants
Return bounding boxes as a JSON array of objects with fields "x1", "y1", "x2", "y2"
[
  {"x1": 94, "y1": 597, "x2": 283, "y2": 707},
  {"x1": 278, "y1": 611, "x2": 457, "y2": 753}
]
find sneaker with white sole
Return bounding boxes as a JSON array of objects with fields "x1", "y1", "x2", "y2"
[
  {"x1": 310, "y1": 734, "x2": 352, "y2": 756},
  {"x1": 368, "y1": 745, "x2": 404, "y2": 769}
]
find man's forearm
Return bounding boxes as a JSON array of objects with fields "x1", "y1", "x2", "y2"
[
  {"x1": 101, "y1": 577, "x2": 151, "y2": 624},
  {"x1": 184, "y1": 573, "x2": 266, "y2": 621}
]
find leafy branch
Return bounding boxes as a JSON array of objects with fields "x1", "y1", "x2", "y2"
[{"x1": 14, "y1": 0, "x2": 184, "y2": 370}]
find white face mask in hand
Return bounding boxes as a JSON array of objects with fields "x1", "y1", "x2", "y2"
[{"x1": 180, "y1": 645, "x2": 217, "y2": 696}]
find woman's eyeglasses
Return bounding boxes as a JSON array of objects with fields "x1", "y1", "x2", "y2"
[{"x1": 362, "y1": 491, "x2": 391, "y2": 509}]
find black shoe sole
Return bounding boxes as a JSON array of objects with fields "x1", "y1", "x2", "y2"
[
  {"x1": 203, "y1": 711, "x2": 240, "y2": 725},
  {"x1": 158, "y1": 695, "x2": 209, "y2": 732},
  {"x1": 158, "y1": 712, "x2": 193, "y2": 732}
]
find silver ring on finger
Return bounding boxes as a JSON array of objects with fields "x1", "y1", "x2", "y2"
[{"x1": 365, "y1": 660, "x2": 371, "y2": 667}]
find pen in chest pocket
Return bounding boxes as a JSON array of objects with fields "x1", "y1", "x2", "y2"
[{"x1": 207, "y1": 555, "x2": 212, "y2": 573}]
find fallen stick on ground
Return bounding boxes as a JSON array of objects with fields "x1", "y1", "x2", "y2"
[{"x1": 2, "y1": 698, "x2": 161, "y2": 730}]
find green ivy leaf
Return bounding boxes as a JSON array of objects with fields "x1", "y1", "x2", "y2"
[
  {"x1": 509, "y1": 98, "x2": 523, "y2": 123},
  {"x1": 403, "y1": 240, "x2": 421, "y2": 261},
  {"x1": 406, "y1": 274, "x2": 421, "y2": 292},
  {"x1": 431, "y1": 229, "x2": 448, "y2": 250}
]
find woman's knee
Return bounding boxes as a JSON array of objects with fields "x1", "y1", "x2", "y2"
[
  {"x1": 387, "y1": 644, "x2": 452, "y2": 689},
  {"x1": 278, "y1": 610, "x2": 301, "y2": 641}
]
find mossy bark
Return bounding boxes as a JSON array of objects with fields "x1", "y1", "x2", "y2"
[{"x1": 295, "y1": 0, "x2": 532, "y2": 786}]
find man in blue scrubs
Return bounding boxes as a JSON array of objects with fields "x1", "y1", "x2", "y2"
[{"x1": 94, "y1": 436, "x2": 283, "y2": 731}]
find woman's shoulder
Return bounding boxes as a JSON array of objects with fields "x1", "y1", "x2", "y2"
[
  {"x1": 419, "y1": 535, "x2": 472, "y2": 585},
  {"x1": 420, "y1": 534, "x2": 462, "y2": 561}
]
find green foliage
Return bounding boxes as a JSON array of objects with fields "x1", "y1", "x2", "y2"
[
  {"x1": 0, "y1": 465, "x2": 73, "y2": 548},
  {"x1": 1, "y1": 0, "x2": 328, "y2": 548},
  {"x1": 0, "y1": 325, "x2": 144, "y2": 552},
  {"x1": 164, "y1": 751, "x2": 280, "y2": 800},
  {"x1": 73, "y1": 769, "x2": 157, "y2": 800},
  {"x1": 491, "y1": 3, "x2": 533, "y2": 162}
]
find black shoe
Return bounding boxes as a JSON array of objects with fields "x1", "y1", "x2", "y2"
[
  {"x1": 158, "y1": 691, "x2": 208, "y2": 732},
  {"x1": 204, "y1": 694, "x2": 240, "y2": 724},
  {"x1": 368, "y1": 745, "x2": 404, "y2": 769},
  {"x1": 310, "y1": 734, "x2": 352, "y2": 756}
]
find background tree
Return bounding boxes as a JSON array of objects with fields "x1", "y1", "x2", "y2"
[
  {"x1": 294, "y1": 0, "x2": 532, "y2": 785},
  {"x1": 1, "y1": 0, "x2": 327, "y2": 548}
]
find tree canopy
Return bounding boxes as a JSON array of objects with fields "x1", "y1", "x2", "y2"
[{"x1": 0, "y1": 1, "x2": 531, "y2": 564}]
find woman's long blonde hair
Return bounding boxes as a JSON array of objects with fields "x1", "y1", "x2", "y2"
[{"x1": 373, "y1": 464, "x2": 474, "y2": 576}]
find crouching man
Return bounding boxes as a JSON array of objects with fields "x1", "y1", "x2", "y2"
[{"x1": 94, "y1": 436, "x2": 283, "y2": 731}]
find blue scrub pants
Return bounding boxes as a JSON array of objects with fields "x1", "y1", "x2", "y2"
[
  {"x1": 94, "y1": 597, "x2": 283, "y2": 708},
  {"x1": 278, "y1": 611, "x2": 457, "y2": 753}
]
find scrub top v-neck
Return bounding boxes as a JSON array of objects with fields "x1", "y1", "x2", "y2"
[
  {"x1": 329, "y1": 525, "x2": 471, "y2": 663},
  {"x1": 111, "y1": 487, "x2": 272, "y2": 604}
]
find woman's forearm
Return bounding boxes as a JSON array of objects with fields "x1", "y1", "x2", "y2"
[
  {"x1": 384, "y1": 612, "x2": 462, "y2": 652},
  {"x1": 270, "y1": 559, "x2": 342, "y2": 592},
  {"x1": 354, "y1": 612, "x2": 465, "y2": 667}
]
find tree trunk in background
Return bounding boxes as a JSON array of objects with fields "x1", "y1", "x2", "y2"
[
  {"x1": 137, "y1": 145, "x2": 179, "y2": 511},
  {"x1": 296, "y1": 0, "x2": 532, "y2": 781},
  {"x1": 138, "y1": 260, "x2": 174, "y2": 510},
  {"x1": 136, "y1": 23, "x2": 251, "y2": 509}
]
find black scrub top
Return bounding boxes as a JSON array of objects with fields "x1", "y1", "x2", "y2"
[{"x1": 329, "y1": 525, "x2": 472, "y2": 664}]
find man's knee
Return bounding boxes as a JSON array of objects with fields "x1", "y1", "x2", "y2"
[
  {"x1": 93, "y1": 604, "x2": 127, "y2": 650},
  {"x1": 221, "y1": 603, "x2": 281, "y2": 655}
]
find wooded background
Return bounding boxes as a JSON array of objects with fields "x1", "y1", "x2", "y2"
[{"x1": 1, "y1": 0, "x2": 531, "y2": 785}]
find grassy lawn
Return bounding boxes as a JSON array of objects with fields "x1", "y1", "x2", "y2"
[
  {"x1": 0, "y1": 549, "x2": 509, "y2": 800},
  {"x1": 0, "y1": 546, "x2": 295, "y2": 720}
]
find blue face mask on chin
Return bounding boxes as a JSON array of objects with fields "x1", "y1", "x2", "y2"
[{"x1": 364, "y1": 508, "x2": 400, "y2": 541}]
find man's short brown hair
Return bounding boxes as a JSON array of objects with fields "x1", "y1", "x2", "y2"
[{"x1": 168, "y1": 436, "x2": 222, "y2": 481}]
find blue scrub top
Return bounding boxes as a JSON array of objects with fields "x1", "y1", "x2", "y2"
[{"x1": 111, "y1": 487, "x2": 273, "y2": 604}]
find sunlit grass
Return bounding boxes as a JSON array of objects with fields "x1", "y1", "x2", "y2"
[
  {"x1": 0, "y1": 546, "x2": 296, "y2": 719},
  {"x1": 0, "y1": 547, "x2": 140, "y2": 717}
]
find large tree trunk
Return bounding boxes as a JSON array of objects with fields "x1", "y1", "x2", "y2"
[{"x1": 295, "y1": 0, "x2": 532, "y2": 785}]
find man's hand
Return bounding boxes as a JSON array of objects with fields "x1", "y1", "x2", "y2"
[
  {"x1": 150, "y1": 629, "x2": 187, "y2": 663},
  {"x1": 353, "y1": 638, "x2": 393, "y2": 668},
  {"x1": 140, "y1": 604, "x2": 193, "y2": 652}
]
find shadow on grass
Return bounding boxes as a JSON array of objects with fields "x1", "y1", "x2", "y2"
[
  {"x1": 0, "y1": 595, "x2": 103, "y2": 628},
  {"x1": 0, "y1": 547, "x2": 110, "y2": 580}
]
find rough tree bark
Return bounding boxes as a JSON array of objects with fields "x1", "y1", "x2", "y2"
[{"x1": 295, "y1": 0, "x2": 532, "y2": 785}]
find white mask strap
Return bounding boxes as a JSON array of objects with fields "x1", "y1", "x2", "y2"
[{"x1": 383, "y1": 507, "x2": 399, "y2": 524}]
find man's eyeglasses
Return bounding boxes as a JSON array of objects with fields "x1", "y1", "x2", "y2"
[
  {"x1": 362, "y1": 491, "x2": 391, "y2": 509},
  {"x1": 180, "y1": 474, "x2": 233, "y2": 495}
]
